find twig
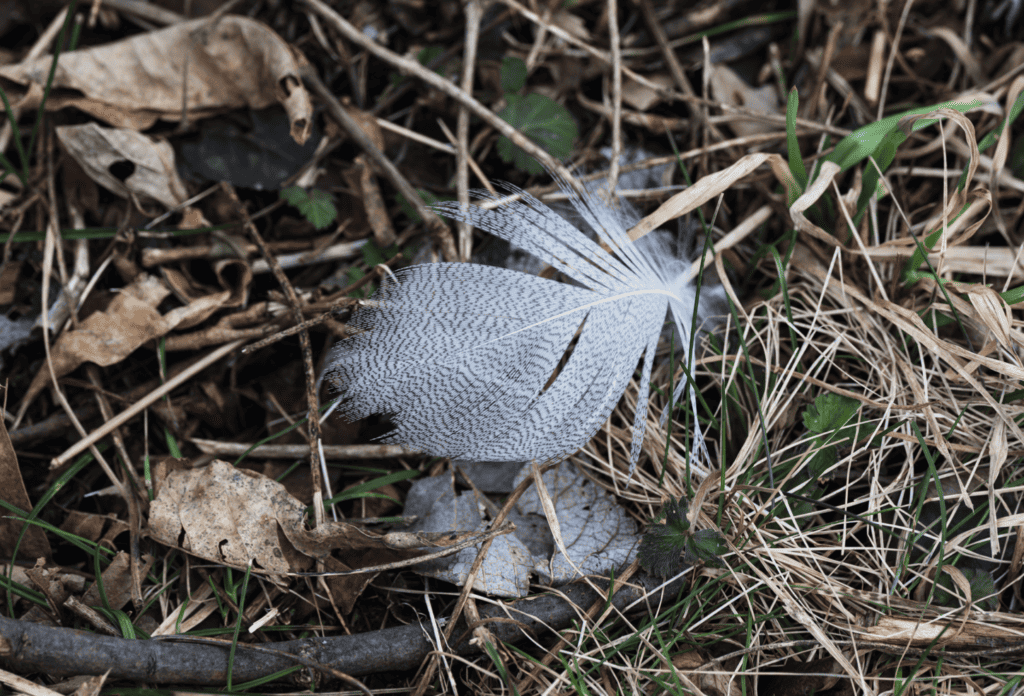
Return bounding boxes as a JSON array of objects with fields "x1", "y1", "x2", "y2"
[
  {"x1": 298, "y1": 65, "x2": 459, "y2": 262},
  {"x1": 51, "y1": 339, "x2": 247, "y2": 468},
  {"x1": 456, "y1": 0, "x2": 482, "y2": 262},
  {"x1": 301, "y1": 0, "x2": 585, "y2": 195},
  {"x1": 221, "y1": 182, "x2": 328, "y2": 528},
  {"x1": 607, "y1": 0, "x2": 622, "y2": 191},
  {"x1": 0, "y1": 571, "x2": 688, "y2": 682},
  {"x1": 190, "y1": 439, "x2": 416, "y2": 460}
]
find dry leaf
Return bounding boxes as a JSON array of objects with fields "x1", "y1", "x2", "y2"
[
  {"x1": 60, "y1": 510, "x2": 129, "y2": 546},
  {"x1": 621, "y1": 73, "x2": 674, "y2": 112},
  {"x1": 671, "y1": 649, "x2": 743, "y2": 696},
  {"x1": 81, "y1": 551, "x2": 153, "y2": 611},
  {"x1": 0, "y1": 419, "x2": 51, "y2": 561},
  {"x1": 708, "y1": 63, "x2": 780, "y2": 137},
  {"x1": 551, "y1": 8, "x2": 590, "y2": 41},
  {"x1": 149, "y1": 460, "x2": 314, "y2": 575},
  {"x1": 355, "y1": 154, "x2": 396, "y2": 247},
  {"x1": 403, "y1": 474, "x2": 535, "y2": 598},
  {"x1": 71, "y1": 672, "x2": 108, "y2": 696},
  {"x1": 148, "y1": 460, "x2": 397, "y2": 578},
  {"x1": 56, "y1": 123, "x2": 189, "y2": 210},
  {"x1": 0, "y1": 260, "x2": 22, "y2": 305},
  {"x1": 21, "y1": 274, "x2": 194, "y2": 408},
  {"x1": 26, "y1": 560, "x2": 71, "y2": 609},
  {"x1": 0, "y1": 15, "x2": 312, "y2": 143}
]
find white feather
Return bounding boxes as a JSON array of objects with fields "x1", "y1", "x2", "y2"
[{"x1": 327, "y1": 174, "x2": 718, "y2": 476}]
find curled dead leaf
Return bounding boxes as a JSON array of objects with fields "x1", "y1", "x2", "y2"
[{"x1": 0, "y1": 16, "x2": 312, "y2": 143}]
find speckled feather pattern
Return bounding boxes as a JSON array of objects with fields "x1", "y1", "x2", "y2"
[{"x1": 327, "y1": 175, "x2": 713, "y2": 475}]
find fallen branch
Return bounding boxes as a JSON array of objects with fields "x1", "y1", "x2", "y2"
[{"x1": 0, "y1": 571, "x2": 686, "y2": 684}]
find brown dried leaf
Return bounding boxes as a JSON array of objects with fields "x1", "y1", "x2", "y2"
[
  {"x1": 56, "y1": 123, "x2": 189, "y2": 210},
  {"x1": 148, "y1": 460, "x2": 394, "y2": 577},
  {"x1": 0, "y1": 16, "x2": 312, "y2": 143},
  {"x1": 149, "y1": 460, "x2": 313, "y2": 575},
  {"x1": 81, "y1": 551, "x2": 153, "y2": 611},
  {"x1": 71, "y1": 672, "x2": 108, "y2": 696},
  {"x1": 671, "y1": 649, "x2": 743, "y2": 696},
  {"x1": 621, "y1": 73, "x2": 673, "y2": 112},
  {"x1": 0, "y1": 260, "x2": 21, "y2": 305},
  {"x1": 21, "y1": 274, "x2": 185, "y2": 408},
  {"x1": 0, "y1": 418, "x2": 51, "y2": 560},
  {"x1": 708, "y1": 63, "x2": 780, "y2": 137}
]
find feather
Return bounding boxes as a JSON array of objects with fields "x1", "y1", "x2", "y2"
[{"x1": 326, "y1": 173, "x2": 719, "y2": 475}]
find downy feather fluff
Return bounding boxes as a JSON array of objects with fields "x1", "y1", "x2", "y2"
[{"x1": 327, "y1": 174, "x2": 721, "y2": 475}]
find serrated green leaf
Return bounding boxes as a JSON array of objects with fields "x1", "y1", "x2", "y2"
[
  {"x1": 804, "y1": 445, "x2": 837, "y2": 481},
  {"x1": 638, "y1": 497, "x2": 724, "y2": 577},
  {"x1": 360, "y1": 242, "x2": 386, "y2": 267},
  {"x1": 662, "y1": 496, "x2": 691, "y2": 534},
  {"x1": 803, "y1": 393, "x2": 861, "y2": 439},
  {"x1": 637, "y1": 525, "x2": 689, "y2": 577},
  {"x1": 501, "y1": 56, "x2": 528, "y2": 94},
  {"x1": 279, "y1": 185, "x2": 307, "y2": 207},
  {"x1": 496, "y1": 93, "x2": 577, "y2": 175},
  {"x1": 280, "y1": 186, "x2": 337, "y2": 230},
  {"x1": 303, "y1": 189, "x2": 337, "y2": 230},
  {"x1": 689, "y1": 528, "x2": 728, "y2": 566}
]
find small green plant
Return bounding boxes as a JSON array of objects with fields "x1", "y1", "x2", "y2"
[
  {"x1": 934, "y1": 566, "x2": 998, "y2": 611},
  {"x1": 774, "y1": 392, "x2": 863, "y2": 518},
  {"x1": 637, "y1": 496, "x2": 727, "y2": 577},
  {"x1": 280, "y1": 186, "x2": 337, "y2": 230},
  {"x1": 343, "y1": 239, "x2": 417, "y2": 298},
  {"x1": 495, "y1": 56, "x2": 577, "y2": 175}
]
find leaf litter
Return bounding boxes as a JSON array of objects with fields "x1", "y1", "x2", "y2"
[{"x1": 3, "y1": 0, "x2": 1024, "y2": 693}]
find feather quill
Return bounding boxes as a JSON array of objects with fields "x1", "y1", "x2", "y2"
[{"x1": 327, "y1": 174, "x2": 720, "y2": 475}]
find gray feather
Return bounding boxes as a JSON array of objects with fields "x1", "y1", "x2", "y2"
[{"x1": 326, "y1": 175, "x2": 713, "y2": 475}]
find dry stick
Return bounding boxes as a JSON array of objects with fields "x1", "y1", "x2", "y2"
[
  {"x1": 457, "y1": 0, "x2": 482, "y2": 262},
  {"x1": 190, "y1": 439, "x2": 416, "y2": 460},
  {"x1": 635, "y1": 0, "x2": 722, "y2": 149},
  {"x1": 220, "y1": 183, "x2": 327, "y2": 528},
  {"x1": 437, "y1": 118, "x2": 498, "y2": 196},
  {"x1": 299, "y1": 65, "x2": 459, "y2": 263},
  {"x1": 607, "y1": 0, "x2": 623, "y2": 191},
  {"x1": 301, "y1": 0, "x2": 585, "y2": 195},
  {"x1": 85, "y1": 365, "x2": 147, "y2": 611},
  {"x1": 51, "y1": 339, "x2": 247, "y2": 468}
]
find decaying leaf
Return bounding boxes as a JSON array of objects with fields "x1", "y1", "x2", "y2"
[
  {"x1": 149, "y1": 460, "x2": 315, "y2": 575},
  {"x1": 148, "y1": 460, "x2": 403, "y2": 578},
  {"x1": 708, "y1": 63, "x2": 780, "y2": 137},
  {"x1": 56, "y1": 123, "x2": 190, "y2": 210},
  {"x1": 0, "y1": 15, "x2": 312, "y2": 143},
  {"x1": 81, "y1": 551, "x2": 153, "y2": 611},
  {"x1": 21, "y1": 274, "x2": 222, "y2": 409},
  {"x1": 403, "y1": 474, "x2": 535, "y2": 598},
  {"x1": 513, "y1": 462, "x2": 638, "y2": 583},
  {"x1": 0, "y1": 419, "x2": 51, "y2": 560},
  {"x1": 401, "y1": 461, "x2": 639, "y2": 596}
]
